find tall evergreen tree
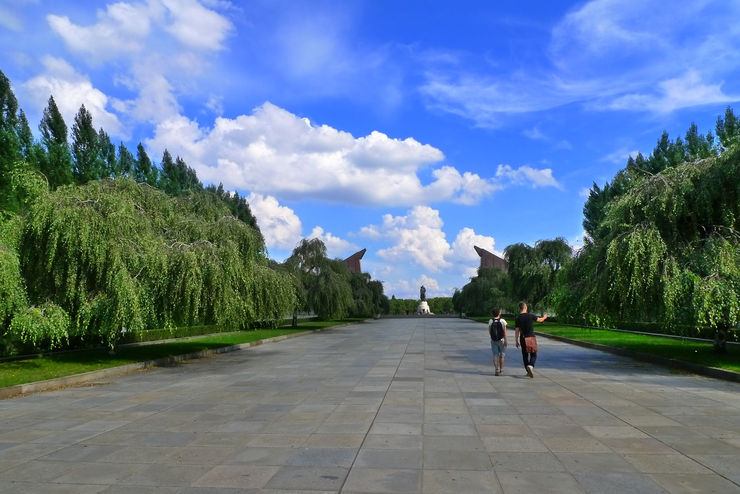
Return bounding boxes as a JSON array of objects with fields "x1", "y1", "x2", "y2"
[
  {"x1": 176, "y1": 156, "x2": 201, "y2": 192},
  {"x1": 71, "y1": 105, "x2": 102, "y2": 183},
  {"x1": 0, "y1": 69, "x2": 18, "y2": 131},
  {"x1": 159, "y1": 151, "x2": 201, "y2": 196},
  {"x1": 118, "y1": 142, "x2": 135, "y2": 178},
  {"x1": 16, "y1": 109, "x2": 33, "y2": 162},
  {"x1": 38, "y1": 95, "x2": 73, "y2": 188},
  {"x1": 134, "y1": 142, "x2": 157, "y2": 185},
  {"x1": 0, "y1": 69, "x2": 23, "y2": 209},
  {"x1": 159, "y1": 149, "x2": 177, "y2": 194},
  {"x1": 97, "y1": 128, "x2": 116, "y2": 178}
]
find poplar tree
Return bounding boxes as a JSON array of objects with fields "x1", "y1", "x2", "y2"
[
  {"x1": 97, "y1": 128, "x2": 116, "y2": 178},
  {"x1": 39, "y1": 95, "x2": 73, "y2": 188},
  {"x1": 118, "y1": 142, "x2": 135, "y2": 177},
  {"x1": 0, "y1": 69, "x2": 22, "y2": 207},
  {"x1": 134, "y1": 142, "x2": 157, "y2": 185},
  {"x1": 16, "y1": 110, "x2": 34, "y2": 162},
  {"x1": 71, "y1": 104, "x2": 101, "y2": 183}
]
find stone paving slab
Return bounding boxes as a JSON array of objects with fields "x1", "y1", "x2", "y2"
[{"x1": 1, "y1": 317, "x2": 739, "y2": 493}]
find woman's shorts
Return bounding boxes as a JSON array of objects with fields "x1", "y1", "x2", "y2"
[{"x1": 490, "y1": 339, "x2": 506, "y2": 357}]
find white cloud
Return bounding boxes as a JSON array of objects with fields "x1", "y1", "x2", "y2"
[
  {"x1": 421, "y1": 0, "x2": 740, "y2": 124},
  {"x1": 363, "y1": 207, "x2": 498, "y2": 277},
  {"x1": 450, "y1": 228, "x2": 496, "y2": 263},
  {"x1": 47, "y1": 2, "x2": 151, "y2": 60},
  {"x1": 495, "y1": 164, "x2": 561, "y2": 189},
  {"x1": 161, "y1": 0, "x2": 232, "y2": 51},
  {"x1": 124, "y1": 62, "x2": 181, "y2": 123},
  {"x1": 47, "y1": 1, "x2": 231, "y2": 60},
  {"x1": 22, "y1": 56, "x2": 124, "y2": 137},
  {"x1": 246, "y1": 192, "x2": 302, "y2": 250},
  {"x1": 607, "y1": 70, "x2": 738, "y2": 113},
  {"x1": 205, "y1": 94, "x2": 223, "y2": 115},
  {"x1": 374, "y1": 206, "x2": 452, "y2": 272},
  {"x1": 421, "y1": 73, "x2": 571, "y2": 128},
  {"x1": 43, "y1": 0, "x2": 230, "y2": 132},
  {"x1": 145, "y1": 102, "x2": 499, "y2": 207},
  {"x1": 600, "y1": 148, "x2": 640, "y2": 165},
  {"x1": 307, "y1": 226, "x2": 356, "y2": 258}
]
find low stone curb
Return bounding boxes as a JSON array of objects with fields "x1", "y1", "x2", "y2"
[
  {"x1": 537, "y1": 331, "x2": 740, "y2": 383},
  {"x1": 0, "y1": 327, "x2": 337, "y2": 400}
]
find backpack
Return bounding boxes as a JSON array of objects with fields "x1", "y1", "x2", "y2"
[{"x1": 490, "y1": 318, "x2": 505, "y2": 341}]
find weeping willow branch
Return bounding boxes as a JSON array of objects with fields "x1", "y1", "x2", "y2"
[{"x1": 16, "y1": 178, "x2": 296, "y2": 349}]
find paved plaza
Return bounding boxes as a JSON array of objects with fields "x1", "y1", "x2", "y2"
[{"x1": 1, "y1": 317, "x2": 739, "y2": 493}]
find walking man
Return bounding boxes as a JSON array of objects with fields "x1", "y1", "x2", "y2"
[
  {"x1": 514, "y1": 301, "x2": 547, "y2": 378},
  {"x1": 488, "y1": 308, "x2": 508, "y2": 375}
]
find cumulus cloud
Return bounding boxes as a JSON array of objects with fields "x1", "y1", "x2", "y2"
[
  {"x1": 495, "y1": 164, "x2": 561, "y2": 189},
  {"x1": 47, "y1": 0, "x2": 231, "y2": 60},
  {"x1": 307, "y1": 226, "x2": 356, "y2": 258},
  {"x1": 22, "y1": 56, "x2": 124, "y2": 137},
  {"x1": 373, "y1": 206, "x2": 452, "y2": 272},
  {"x1": 161, "y1": 0, "x2": 232, "y2": 51},
  {"x1": 47, "y1": 2, "x2": 151, "y2": 60},
  {"x1": 42, "y1": 0, "x2": 231, "y2": 134},
  {"x1": 450, "y1": 228, "x2": 496, "y2": 263},
  {"x1": 246, "y1": 192, "x2": 302, "y2": 250},
  {"x1": 362, "y1": 206, "x2": 497, "y2": 277},
  {"x1": 145, "y1": 102, "x2": 499, "y2": 207}
]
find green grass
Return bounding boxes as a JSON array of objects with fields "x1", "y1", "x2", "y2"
[
  {"x1": 538, "y1": 324, "x2": 740, "y2": 373},
  {"x1": 0, "y1": 320, "x2": 357, "y2": 389}
]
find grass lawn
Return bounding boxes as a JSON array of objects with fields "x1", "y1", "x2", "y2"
[
  {"x1": 538, "y1": 324, "x2": 740, "y2": 373},
  {"x1": 0, "y1": 320, "x2": 357, "y2": 389}
]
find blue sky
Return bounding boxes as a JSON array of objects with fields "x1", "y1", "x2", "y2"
[{"x1": 2, "y1": 0, "x2": 740, "y2": 299}]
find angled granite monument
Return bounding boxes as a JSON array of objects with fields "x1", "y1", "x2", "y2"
[
  {"x1": 343, "y1": 248, "x2": 367, "y2": 274},
  {"x1": 474, "y1": 245, "x2": 508, "y2": 272}
]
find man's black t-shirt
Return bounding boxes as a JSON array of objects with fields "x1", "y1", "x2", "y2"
[{"x1": 515, "y1": 312, "x2": 538, "y2": 337}]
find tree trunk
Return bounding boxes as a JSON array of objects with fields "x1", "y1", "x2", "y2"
[
  {"x1": 292, "y1": 310, "x2": 298, "y2": 328},
  {"x1": 714, "y1": 327, "x2": 728, "y2": 353}
]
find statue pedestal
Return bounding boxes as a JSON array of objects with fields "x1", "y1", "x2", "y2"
[{"x1": 417, "y1": 301, "x2": 431, "y2": 315}]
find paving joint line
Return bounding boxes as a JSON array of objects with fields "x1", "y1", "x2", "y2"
[
  {"x1": 537, "y1": 359, "x2": 739, "y2": 487},
  {"x1": 336, "y1": 324, "x2": 416, "y2": 493}
]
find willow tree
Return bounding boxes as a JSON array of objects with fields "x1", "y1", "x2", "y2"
[
  {"x1": 504, "y1": 238, "x2": 571, "y2": 310},
  {"x1": 284, "y1": 238, "x2": 354, "y2": 321},
  {"x1": 554, "y1": 136, "x2": 740, "y2": 351},
  {"x1": 453, "y1": 266, "x2": 514, "y2": 316},
  {"x1": 15, "y1": 178, "x2": 295, "y2": 349}
]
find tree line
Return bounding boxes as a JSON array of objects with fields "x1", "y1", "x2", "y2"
[
  {"x1": 387, "y1": 296, "x2": 454, "y2": 315},
  {"x1": 0, "y1": 69, "x2": 387, "y2": 355},
  {"x1": 454, "y1": 109, "x2": 740, "y2": 351}
]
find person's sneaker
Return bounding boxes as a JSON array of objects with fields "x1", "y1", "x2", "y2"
[
  {"x1": 494, "y1": 370, "x2": 500, "y2": 376},
  {"x1": 526, "y1": 365, "x2": 534, "y2": 378}
]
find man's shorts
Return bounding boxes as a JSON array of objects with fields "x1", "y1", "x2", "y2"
[{"x1": 490, "y1": 339, "x2": 506, "y2": 357}]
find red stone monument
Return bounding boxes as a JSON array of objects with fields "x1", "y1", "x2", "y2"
[
  {"x1": 343, "y1": 248, "x2": 367, "y2": 274},
  {"x1": 474, "y1": 245, "x2": 508, "y2": 272}
]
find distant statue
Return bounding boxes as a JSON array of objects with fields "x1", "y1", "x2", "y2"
[{"x1": 420, "y1": 285, "x2": 426, "y2": 301}]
